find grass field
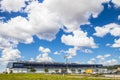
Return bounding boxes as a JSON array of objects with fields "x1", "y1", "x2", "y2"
[{"x1": 0, "y1": 73, "x2": 119, "y2": 80}]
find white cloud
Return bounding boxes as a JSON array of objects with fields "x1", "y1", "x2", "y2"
[
  {"x1": 103, "y1": 59, "x2": 118, "y2": 65},
  {"x1": 54, "y1": 51, "x2": 60, "y2": 55},
  {"x1": 65, "y1": 47, "x2": 78, "y2": 59},
  {"x1": 91, "y1": 58, "x2": 96, "y2": 61},
  {"x1": 88, "y1": 58, "x2": 96, "y2": 64},
  {"x1": 118, "y1": 15, "x2": 120, "y2": 20},
  {"x1": 55, "y1": 47, "x2": 79, "y2": 59},
  {"x1": 94, "y1": 23, "x2": 120, "y2": 48},
  {"x1": 112, "y1": 0, "x2": 120, "y2": 7},
  {"x1": 88, "y1": 61, "x2": 95, "y2": 64},
  {"x1": 43, "y1": 0, "x2": 109, "y2": 32},
  {"x1": 96, "y1": 54, "x2": 111, "y2": 60},
  {"x1": 0, "y1": 17, "x2": 5, "y2": 20},
  {"x1": 81, "y1": 49, "x2": 93, "y2": 53},
  {"x1": 0, "y1": 16, "x2": 33, "y2": 44},
  {"x1": 29, "y1": 58, "x2": 34, "y2": 62},
  {"x1": 36, "y1": 46, "x2": 53, "y2": 62},
  {"x1": 88, "y1": 55, "x2": 117, "y2": 65},
  {"x1": 61, "y1": 30, "x2": 97, "y2": 48},
  {"x1": 104, "y1": 54, "x2": 111, "y2": 58},
  {"x1": 25, "y1": 0, "x2": 60, "y2": 41},
  {"x1": 36, "y1": 53, "x2": 53, "y2": 62},
  {"x1": 94, "y1": 23, "x2": 120, "y2": 37},
  {"x1": 96, "y1": 55, "x2": 105, "y2": 60},
  {"x1": 0, "y1": 0, "x2": 110, "y2": 44},
  {"x1": 0, "y1": 48, "x2": 21, "y2": 64},
  {"x1": 0, "y1": 0, "x2": 28, "y2": 12},
  {"x1": 0, "y1": 0, "x2": 109, "y2": 48},
  {"x1": 106, "y1": 43, "x2": 111, "y2": 47},
  {"x1": 39, "y1": 46, "x2": 51, "y2": 53},
  {"x1": 112, "y1": 38, "x2": 120, "y2": 48},
  {"x1": 54, "y1": 48, "x2": 92, "y2": 59},
  {"x1": 0, "y1": 0, "x2": 111, "y2": 66},
  {"x1": 0, "y1": 37, "x2": 18, "y2": 49},
  {"x1": 94, "y1": 26, "x2": 110, "y2": 37}
]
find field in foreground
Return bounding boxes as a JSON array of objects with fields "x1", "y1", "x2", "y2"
[{"x1": 0, "y1": 73, "x2": 119, "y2": 80}]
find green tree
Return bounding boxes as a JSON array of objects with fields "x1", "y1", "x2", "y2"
[
  {"x1": 44, "y1": 68, "x2": 49, "y2": 73},
  {"x1": 30, "y1": 68, "x2": 36, "y2": 73},
  {"x1": 78, "y1": 69, "x2": 81, "y2": 73}
]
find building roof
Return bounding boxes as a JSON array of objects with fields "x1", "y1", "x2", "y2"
[{"x1": 7, "y1": 61, "x2": 103, "y2": 68}]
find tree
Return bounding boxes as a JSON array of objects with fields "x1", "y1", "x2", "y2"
[
  {"x1": 30, "y1": 68, "x2": 36, "y2": 73},
  {"x1": 44, "y1": 68, "x2": 49, "y2": 73},
  {"x1": 78, "y1": 69, "x2": 81, "y2": 73}
]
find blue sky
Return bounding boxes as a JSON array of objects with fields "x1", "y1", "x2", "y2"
[{"x1": 0, "y1": 0, "x2": 120, "y2": 72}]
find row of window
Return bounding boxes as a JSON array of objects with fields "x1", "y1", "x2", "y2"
[{"x1": 10, "y1": 63, "x2": 102, "y2": 68}]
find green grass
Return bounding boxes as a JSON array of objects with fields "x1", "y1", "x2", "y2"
[{"x1": 0, "y1": 73, "x2": 118, "y2": 80}]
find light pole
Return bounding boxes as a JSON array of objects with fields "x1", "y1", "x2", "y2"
[{"x1": 64, "y1": 54, "x2": 68, "y2": 74}]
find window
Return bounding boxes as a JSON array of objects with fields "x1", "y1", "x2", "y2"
[{"x1": 14, "y1": 63, "x2": 24, "y2": 67}]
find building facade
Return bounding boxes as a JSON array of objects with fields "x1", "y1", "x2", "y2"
[{"x1": 6, "y1": 61, "x2": 103, "y2": 74}]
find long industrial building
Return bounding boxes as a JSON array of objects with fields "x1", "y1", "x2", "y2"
[{"x1": 6, "y1": 61, "x2": 103, "y2": 74}]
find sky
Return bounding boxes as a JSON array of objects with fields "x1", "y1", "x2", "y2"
[{"x1": 0, "y1": 0, "x2": 120, "y2": 72}]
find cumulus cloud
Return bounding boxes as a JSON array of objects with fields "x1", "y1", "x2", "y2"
[
  {"x1": 0, "y1": 0, "x2": 28, "y2": 12},
  {"x1": 36, "y1": 46, "x2": 53, "y2": 62},
  {"x1": 55, "y1": 47, "x2": 93, "y2": 59},
  {"x1": 0, "y1": 0, "x2": 109, "y2": 49},
  {"x1": 94, "y1": 23, "x2": 120, "y2": 48},
  {"x1": 103, "y1": 59, "x2": 118, "y2": 65},
  {"x1": 0, "y1": 37, "x2": 18, "y2": 49},
  {"x1": 112, "y1": 39, "x2": 120, "y2": 48},
  {"x1": 0, "y1": 48, "x2": 21, "y2": 64},
  {"x1": 88, "y1": 54, "x2": 118, "y2": 65},
  {"x1": 0, "y1": 0, "x2": 111, "y2": 67},
  {"x1": 112, "y1": 0, "x2": 120, "y2": 7},
  {"x1": 88, "y1": 58, "x2": 118, "y2": 65},
  {"x1": 0, "y1": 16, "x2": 33, "y2": 44},
  {"x1": 96, "y1": 54, "x2": 111, "y2": 60},
  {"x1": 36, "y1": 53, "x2": 53, "y2": 62},
  {"x1": 65, "y1": 47, "x2": 78, "y2": 59},
  {"x1": 43, "y1": 0, "x2": 109, "y2": 32},
  {"x1": 61, "y1": 30, "x2": 97, "y2": 48},
  {"x1": 39, "y1": 46, "x2": 51, "y2": 53},
  {"x1": 94, "y1": 23, "x2": 120, "y2": 37},
  {"x1": 0, "y1": 0, "x2": 110, "y2": 44},
  {"x1": 25, "y1": 0, "x2": 60, "y2": 41},
  {"x1": 54, "y1": 51, "x2": 60, "y2": 55}
]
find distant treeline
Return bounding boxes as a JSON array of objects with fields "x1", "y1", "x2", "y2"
[{"x1": 103, "y1": 65, "x2": 120, "y2": 70}]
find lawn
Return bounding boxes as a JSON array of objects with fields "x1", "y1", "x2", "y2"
[{"x1": 0, "y1": 73, "x2": 118, "y2": 80}]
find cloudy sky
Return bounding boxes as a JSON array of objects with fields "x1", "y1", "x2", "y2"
[{"x1": 0, "y1": 0, "x2": 120, "y2": 72}]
